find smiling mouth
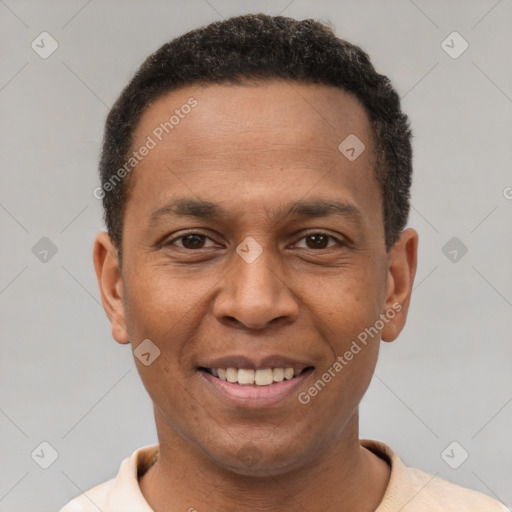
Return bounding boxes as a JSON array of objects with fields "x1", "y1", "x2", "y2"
[{"x1": 199, "y1": 367, "x2": 314, "y2": 386}]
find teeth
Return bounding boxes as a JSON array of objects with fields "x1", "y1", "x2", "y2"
[
  {"x1": 212, "y1": 367, "x2": 299, "y2": 386},
  {"x1": 284, "y1": 368, "x2": 294, "y2": 380},
  {"x1": 238, "y1": 369, "x2": 255, "y2": 385},
  {"x1": 255, "y1": 368, "x2": 273, "y2": 385},
  {"x1": 225, "y1": 367, "x2": 238, "y2": 383},
  {"x1": 273, "y1": 368, "x2": 284, "y2": 382}
]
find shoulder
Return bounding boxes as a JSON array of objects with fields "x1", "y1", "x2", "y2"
[
  {"x1": 58, "y1": 444, "x2": 159, "y2": 512},
  {"x1": 58, "y1": 477, "x2": 114, "y2": 511},
  {"x1": 405, "y1": 466, "x2": 509, "y2": 511},
  {"x1": 361, "y1": 439, "x2": 508, "y2": 512}
]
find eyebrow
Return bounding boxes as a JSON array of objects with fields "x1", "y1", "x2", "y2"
[{"x1": 149, "y1": 197, "x2": 363, "y2": 226}]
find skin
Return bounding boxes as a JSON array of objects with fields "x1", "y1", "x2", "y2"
[{"x1": 93, "y1": 79, "x2": 418, "y2": 512}]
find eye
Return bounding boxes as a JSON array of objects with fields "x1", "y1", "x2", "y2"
[
  {"x1": 294, "y1": 232, "x2": 344, "y2": 250},
  {"x1": 166, "y1": 231, "x2": 218, "y2": 250},
  {"x1": 164, "y1": 230, "x2": 345, "y2": 251}
]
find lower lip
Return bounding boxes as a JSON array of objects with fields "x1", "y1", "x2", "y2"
[{"x1": 199, "y1": 369, "x2": 314, "y2": 408}]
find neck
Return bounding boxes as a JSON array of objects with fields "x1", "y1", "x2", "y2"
[{"x1": 140, "y1": 408, "x2": 390, "y2": 512}]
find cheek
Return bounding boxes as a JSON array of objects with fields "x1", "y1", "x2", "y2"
[
  {"x1": 124, "y1": 261, "x2": 197, "y2": 338},
  {"x1": 121, "y1": 269, "x2": 195, "y2": 398},
  {"x1": 313, "y1": 265, "x2": 385, "y2": 338},
  {"x1": 306, "y1": 265, "x2": 385, "y2": 404},
  {"x1": 309, "y1": 295, "x2": 381, "y2": 423}
]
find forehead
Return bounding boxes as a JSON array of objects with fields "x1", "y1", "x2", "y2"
[
  {"x1": 133, "y1": 79, "x2": 373, "y2": 158},
  {"x1": 126, "y1": 79, "x2": 380, "y2": 228}
]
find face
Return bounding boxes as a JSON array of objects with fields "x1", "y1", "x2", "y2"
[{"x1": 94, "y1": 79, "x2": 417, "y2": 476}]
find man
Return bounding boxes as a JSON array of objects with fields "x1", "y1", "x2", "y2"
[{"x1": 60, "y1": 13, "x2": 507, "y2": 512}]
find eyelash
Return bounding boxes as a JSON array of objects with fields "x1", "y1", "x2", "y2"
[{"x1": 165, "y1": 230, "x2": 345, "y2": 250}]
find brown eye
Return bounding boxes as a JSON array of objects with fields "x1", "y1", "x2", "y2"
[
  {"x1": 181, "y1": 234, "x2": 207, "y2": 249},
  {"x1": 166, "y1": 231, "x2": 217, "y2": 250},
  {"x1": 295, "y1": 232, "x2": 342, "y2": 250},
  {"x1": 305, "y1": 234, "x2": 330, "y2": 249}
]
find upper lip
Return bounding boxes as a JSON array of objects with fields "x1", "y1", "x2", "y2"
[{"x1": 197, "y1": 355, "x2": 314, "y2": 371}]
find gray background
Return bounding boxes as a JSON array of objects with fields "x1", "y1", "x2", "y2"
[{"x1": 1, "y1": 0, "x2": 511, "y2": 510}]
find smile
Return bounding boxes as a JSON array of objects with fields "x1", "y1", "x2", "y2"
[
  {"x1": 198, "y1": 365, "x2": 315, "y2": 407},
  {"x1": 200, "y1": 367, "x2": 312, "y2": 386}
]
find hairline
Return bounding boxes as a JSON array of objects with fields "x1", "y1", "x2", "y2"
[{"x1": 116, "y1": 76, "x2": 388, "y2": 266}]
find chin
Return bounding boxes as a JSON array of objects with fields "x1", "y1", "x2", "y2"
[{"x1": 204, "y1": 434, "x2": 315, "y2": 477}]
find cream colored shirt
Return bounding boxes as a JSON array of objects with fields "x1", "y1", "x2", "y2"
[{"x1": 59, "y1": 440, "x2": 508, "y2": 511}]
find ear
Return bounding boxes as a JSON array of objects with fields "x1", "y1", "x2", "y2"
[
  {"x1": 381, "y1": 228, "x2": 418, "y2": 342},
  {"x1": 93, "y1": 231, "x2": 130, "y2": 344}
]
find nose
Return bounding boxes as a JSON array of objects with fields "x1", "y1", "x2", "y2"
[{"x1": 213, "y1": 247, "x2": 299, "y2": 330}]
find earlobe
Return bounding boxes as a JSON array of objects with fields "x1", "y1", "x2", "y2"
[
  {"x1": 381, "y1": 228, "x2": 418, "y2": 343},
  {"x1": 93, "y1": 232, "x2": 130, "y2": 345}
]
